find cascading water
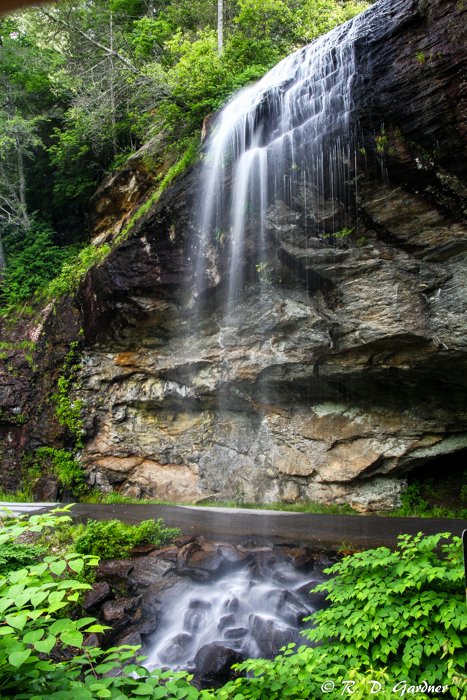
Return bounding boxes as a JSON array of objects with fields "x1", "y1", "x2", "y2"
[
  {"x1": 145, "y1": 551, "x2": 323, "y2": 684},
  {"x1": 194, "y1": 13, "x2": 364, "y2": 314},
  {"x1": 146, "y1": 8, "x2": 370, "y2": 681}
]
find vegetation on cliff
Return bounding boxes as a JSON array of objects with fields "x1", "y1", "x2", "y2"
[
  {"x1": 0, "y1": 0, "x2": 370, "y2": 314},
  {"x1": 0, "y1": 510, "x2": 465, "y2": 699}
]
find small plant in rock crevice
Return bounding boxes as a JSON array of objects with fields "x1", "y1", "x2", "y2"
[
  {"x1": 52, "y1": 341, "x2": 85, "y2": 448},
  {"x1": 23, "y1": 447, "x2": 88, "y2": 500}
]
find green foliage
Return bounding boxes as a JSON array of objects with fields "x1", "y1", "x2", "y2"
[
  {"x1": 322, "y1": 226, "x2": 355, "y2": 244},
  {"x1": 215, "y1": 532, "x2": 466, "y2": 699},
  {"x1": 52, "y1": 341, "x2": 85, "y2": 447},
  {"x1": 115, "y1": 135, "x2": 199, "y2": 244},
  {"x1": 74, "y1": 518, "x2": 181, "y2": 560},
  {"x1": 1, "y1": 222, "x2": 78, "y2": 311},
  {"x1": 0, "y1": 509, "x2": 203, "y2": 699},
  {"x1": 416, "y1": 50, "x2": 426, "y2": 64},
  {"x1": 0, "y1": 408, "x2": 27, "y2": 426},
  {"x1": 0, "y1": 0, "x2": 373, "y2": 319},
  {"x1": 389, "y1": 470, "x2": 467, "y2": 518},
  {"x1": 1, "y1": 513, "x2": 463, "y2": 700},
  {"x1": 24, "y1": 447, "x2": 87, "y2": 500},
  {"x1": 0, "y1": 488, "x2": 33, "y2": 503},
  {"x1": 0, "y1": 541, "x2": 44, "y2": 576},
  {"x1": 292, "y1": 0, "x2": 371, "y2": 44},
  {"x1": 304, "y1": 533, "x2": 467, "y2": 695},
  {"x1": 82, "y1": 491, "x2": 167, "y2": 505},
  {"x1": 46, "y1": 244, "x2": 111, "y2": 300}
]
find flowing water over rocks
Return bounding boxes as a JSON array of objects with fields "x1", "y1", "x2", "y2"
[
  {"x1": 195, "y1": 16, "x2": 360, "y2": 311},
  {"x1": 85, "y1": 538, "x2": 329, "y2": 686}
]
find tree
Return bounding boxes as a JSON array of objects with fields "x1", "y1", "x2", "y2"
[{"x1": 218, "y1": 0, "x2": 223, "y2": 54}]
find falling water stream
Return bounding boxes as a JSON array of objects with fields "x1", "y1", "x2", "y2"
[
  {"x1": 194, "y1": 12, "x2": 365, "y2": 313},
  {"x1": 148, "y1": 5, "x2": 372, "y2": 680},
  {"x1": 145, "y1": 552, "x2": 324, "y2": 683}
]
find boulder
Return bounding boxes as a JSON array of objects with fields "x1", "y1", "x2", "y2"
[
  {"x1": 83, "y1": 581, "x2": 112, "y2": 612},
  {"x1": 249, "y1": 614, "x2": 299, "y2": 658},
  {"x1": 193, "y1": 643, "x2": 244, "y2": 681}
]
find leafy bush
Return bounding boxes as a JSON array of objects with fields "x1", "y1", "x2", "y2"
[
  {"x1": 1, "y1": 512, "x2": 464, "y2": 700},
  {"x1": 0, "y1": 541, "x2": 44, "y2": 576},
  {"x1": 0, "y1": 509, "x2": 202, "y2": 700},
  {"x1": 306, "y1": 532, "x2": 467, "y2": 691},
  {"x1": 218, "y1": 532, "x2": 467, "y2": 699},
  {"x1": 0, "y1": 222, "x2": 78, "y2": 311},
  {"x1": 74, "y1": 518, "x2": 181, "y2": 559},
  {"x1": 24, "y1": 447, "x2": 87, "y2": 499}
]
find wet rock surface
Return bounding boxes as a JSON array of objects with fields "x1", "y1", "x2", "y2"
[
  {"x1": 89, "y1": 537, "x2": 330, "y2": 686},
  {"x1": 0, "y1": 0, "x2": 466, "y2": 508}
]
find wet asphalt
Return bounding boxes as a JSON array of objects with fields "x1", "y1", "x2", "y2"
[
  {"x1": 2, "y1": 502, "x2": 464, "y2": 550},
  {"x1": 65, "y1": 503, "x2": 466, "y2": 550}
]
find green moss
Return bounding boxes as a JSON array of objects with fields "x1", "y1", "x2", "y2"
[
  {"x1": 23, "y1": 447, "x2": 87, "y2": 499},
  {"x1": 114, "y1": 135, "x2": 200, "y2": 245},
  {"x1": 52, "y1": 341, "x2": 84, "y2": 447},
  {"x1": 0, "y1": 340, "x2": 35, "y2": 351},
  {"x1": 0, "y1": 408, "x2": 27, "y2": 426},
  {"x1": 45, "y1": 243, "x2": 111, "y2": 300}
]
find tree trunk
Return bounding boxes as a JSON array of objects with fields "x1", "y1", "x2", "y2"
[
  {"x1": 218, "y1": 0, "x2": 223, "y2": 55},
  {"x1": 0, "y1": 231, "x2": 6, "y2": 278},
  {"x1": 109, "y1": 11, "x2": 117, "y2": 156}
]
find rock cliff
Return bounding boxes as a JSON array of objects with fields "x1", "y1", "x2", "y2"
[{"x1": 1, "y1": 0, "x2": 466, "y2": 511}]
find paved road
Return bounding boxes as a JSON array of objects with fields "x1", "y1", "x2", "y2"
[
  {"x1": 0, "y1": 502, "x2": 59, "y2": 517},
  {"x1": 2, "y1": 502, "x2": 462, "y2": 550},
  {"x1": 2, "y1": 501, "x2": 465, "y2": 549}
]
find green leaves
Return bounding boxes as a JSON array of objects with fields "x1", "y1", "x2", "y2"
[
  {"x1": 34, "y1": 635, "x2": 56, "y2": 654},
  {"x1": 73, "y1": 518, "x2": 180, "y2": 560},
  {"x1": 0, "y1": 509, "x2": 202, "y2": 699},
  {"x1": 9, "y1": 648, "x2": 32, "y2": 667},
  {"x1": 60, "y1": 629, "x2": 83, "y2": 648},
  {"x1": 2, "y1": 510, "x2": 465, "y2": 700}
]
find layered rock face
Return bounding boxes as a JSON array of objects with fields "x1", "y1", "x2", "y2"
[
  {"x1": 1, "y1": 0, "x2": 466, "y2": 510},
  {"x1": 73, "y1": 0, "x2": 466, "y2": 511}
]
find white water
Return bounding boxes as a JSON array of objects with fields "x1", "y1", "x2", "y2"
[
  {"x1": 146, "y1": 564, "x2": 318, "y2": 673},
  {"x1": 158, "y1": 10, "x2": 369, "y2": 677},
  {"x1": 195, "y1": 13, "x2": 366, "y2": 310}
]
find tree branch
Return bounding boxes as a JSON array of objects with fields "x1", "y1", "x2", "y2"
[{"x1": 39, "y1": 7, "x2": 143, "y2": 77}]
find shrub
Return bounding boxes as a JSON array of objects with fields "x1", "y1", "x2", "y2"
[
  {"x1": 0, "y1": 222, "x2": 78, "y2": 311},
  {"x1": 0, "y1": 508, "x2": 203, "y2": 700},
  {"x1": 0, "y1": 541, "x2": 44, "y2": 576},
  {"x1": 220, "y1": 532, "x2": 467, "y2": 699},
  {"x1": 24, "y1": 447, "x2": 87, "y2": 499},
  {"x1": 73, "y1": 518, "x2": 181, "y2": 559}
]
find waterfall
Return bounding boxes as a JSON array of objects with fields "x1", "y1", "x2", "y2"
[
  {"x1": 194, "y1": 13, "x2": 366, "y2": 314},
  {"x1": 145, "y1": 557, "x2": 321, "y2": 679}
]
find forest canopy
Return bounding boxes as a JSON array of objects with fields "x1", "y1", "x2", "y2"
[{"x1": 0, "y1": 0, "x2": 370, "y2": 312}]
